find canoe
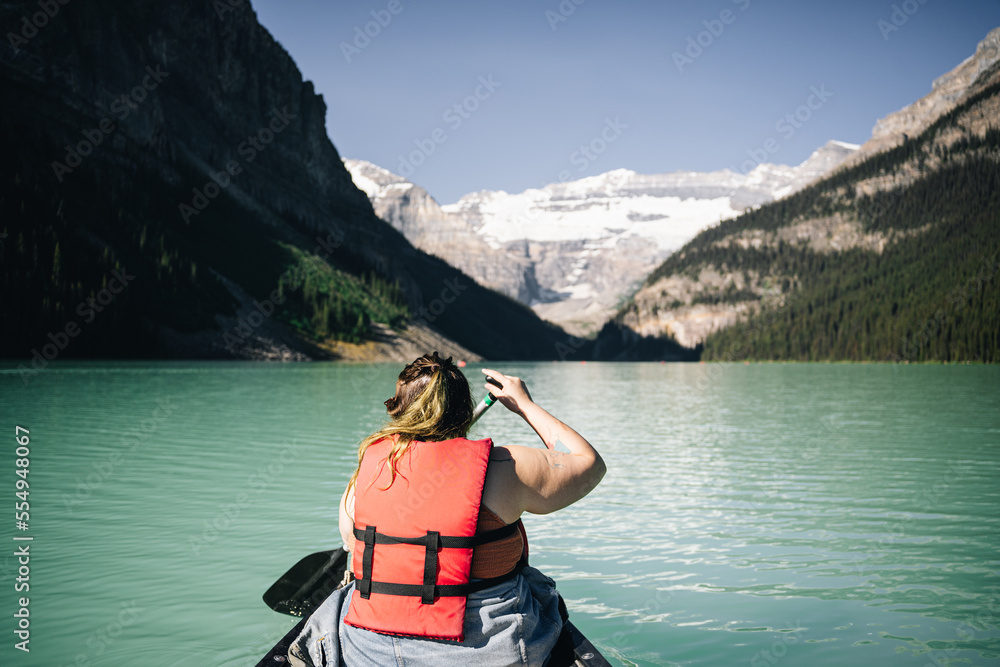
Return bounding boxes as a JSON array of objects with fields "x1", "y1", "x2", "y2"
[{"x1": 256, "y1": 548, "x2": 610, "y2": 666}]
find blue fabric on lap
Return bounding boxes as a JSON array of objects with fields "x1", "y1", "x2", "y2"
[{"x1": 288, "y1": 566, "x2": 564, "y2": 667}]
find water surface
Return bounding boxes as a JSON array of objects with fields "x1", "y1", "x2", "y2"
[{"x1": 0, "y1": 361, "x2": 997, "y2": 666}]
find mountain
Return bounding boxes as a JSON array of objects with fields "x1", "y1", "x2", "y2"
[
  {"x1": 847, "y1": 27, "x2": 1000, "y2": 165},
  {"x1": 343, "y1": 159, "x2": 541, "y2": 305},
  {"x1": 346, "y1": 140, "x2": 857, "y2": 336},
  {"x1": 596, "y1": 27, "x2": 1000, "y2": 362},
  {"x1": 0, "y1": 0, "x2": 569, "y2": 364}
]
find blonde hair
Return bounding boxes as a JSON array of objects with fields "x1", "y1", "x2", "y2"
[{"x1": 346, "y1": 352, "x2": 473, "y2": 497}]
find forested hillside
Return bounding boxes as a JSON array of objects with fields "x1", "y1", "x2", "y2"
[
  {"x1": 0, "y1": 0, "x2": 567, "y2": 362},
  {"x1": 0, "y1": 132, "x2": 409, "y2": 358},
  {"x1": 601, "y1": 60, "x2": 1000, "y2": 363}
]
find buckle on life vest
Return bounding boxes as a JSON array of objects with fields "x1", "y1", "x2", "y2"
[{"x1": 352, "y1": 520, "x2": 525, "y2": 604}]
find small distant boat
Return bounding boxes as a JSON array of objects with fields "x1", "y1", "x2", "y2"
[{"x1": 256, "y1": 548, "x2": 610, "y2": 666}]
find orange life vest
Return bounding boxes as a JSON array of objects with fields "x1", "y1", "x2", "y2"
[{"x1": 344, "y1": 436, "x2": 526, "y2": 641}]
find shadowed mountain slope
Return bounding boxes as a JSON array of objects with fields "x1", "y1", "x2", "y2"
[{"x1": 0, "y1": 0, "x2": 568, "y2": 363}]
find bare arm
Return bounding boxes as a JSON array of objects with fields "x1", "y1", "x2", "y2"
[
  {"x1": 481, "y1": 369, "x2": 606, "y2": 515},
  {"x1": 339, "y1": 485, "x2": 355, "y2": 551}
]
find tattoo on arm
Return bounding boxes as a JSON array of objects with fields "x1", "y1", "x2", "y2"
[
  {"x1": 551, "y1": 437, "x2": 572, "y2": 454},
  {"x1": 546, "y1": 450, "x2": 567, "y2": 469}
]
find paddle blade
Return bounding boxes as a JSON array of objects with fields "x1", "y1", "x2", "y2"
[{"x1": 262, "y1": 548, "x2": 350, "y2": 617}]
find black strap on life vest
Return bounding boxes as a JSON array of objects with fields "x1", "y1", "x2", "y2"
[
  {"x1": 357, "y1": 525, "x2": 376, "y2": 599},
  {"x1": 353, "y1": 520, "x2": 525, "y2": 603},
  {"x1": 422, "y1": 531, "x2": 440, "y2": 604}
]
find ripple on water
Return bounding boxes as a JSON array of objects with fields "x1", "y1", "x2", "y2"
[{"x1": 2, "y1": 362, "x2": 999, "y2": 666}]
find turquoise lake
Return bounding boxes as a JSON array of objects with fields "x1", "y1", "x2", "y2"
[{"x1": 0, "y1": 361, "x2": 998, "y2": 666}]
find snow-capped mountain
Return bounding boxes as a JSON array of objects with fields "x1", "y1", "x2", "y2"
[
  {"x1": 345, "y1": 140, "x2": 857, "y2": 335},
  {"x1": 444, "y1": 140, "x2": 859, "y2": 250},
  {"x1": 343, "y1": 159, "x2": 541, "y2": 304}
]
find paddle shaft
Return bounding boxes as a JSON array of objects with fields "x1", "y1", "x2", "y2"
[{"x1": 469, "y1": 375, "x2": 503, "y2": 426}]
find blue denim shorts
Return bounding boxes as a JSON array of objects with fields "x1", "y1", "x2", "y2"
[{"x1": 289, "y1": 566, "x2": 564, "y2": 667}]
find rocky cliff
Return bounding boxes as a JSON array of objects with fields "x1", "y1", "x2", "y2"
[
  {"x1": 347, "y1": 141, "x2": 857, "y2": 337},
  {"x1": 0, "y1": 0, "x2": 567, "y2": 361},
  {"x1": 603, "y1": 29, "x2": 1000, "y2": 361},
  {"x1": 343, "y1": 159, "x2": 541, "y2": 304},
  {"x1": 847, "y1": 26, "x2": 1000, "y2": 165}
]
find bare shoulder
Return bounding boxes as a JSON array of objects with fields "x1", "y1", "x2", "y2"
[
  {"x1": 481, "y1": 446, "x2": 524, "y2": 524},
  {"x1": 482, "y1": 445, "x2": 574, "y2": 518},
  {"x1": 488, "y1": 445, "x2": 573, "y2": 482},
  {"x1": 501, "y1": 444, "x2": 573, "y2": 473},
  {"x1": 494, "y1": 443, "x2": 604, "y2": 516}
]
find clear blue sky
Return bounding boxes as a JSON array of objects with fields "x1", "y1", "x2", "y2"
[{"x1": 253, "y1": 0, "x2": 1000, "y2": 203}]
